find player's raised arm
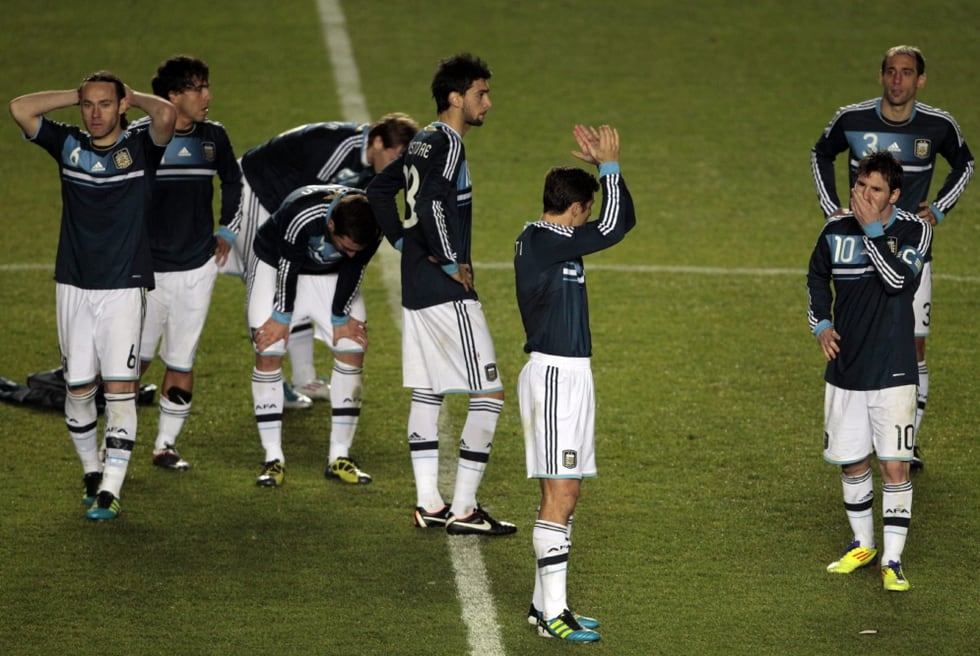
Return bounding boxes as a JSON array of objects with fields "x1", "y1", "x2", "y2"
[{"x1": 9, "y1": 89, "x2": 79, "y2": 137}]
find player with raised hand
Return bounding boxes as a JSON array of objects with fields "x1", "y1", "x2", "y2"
[{"x1": 515, "y1": 124, "x2": 636, "y2": 641}]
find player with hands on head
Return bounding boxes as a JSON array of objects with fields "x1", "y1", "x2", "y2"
[
  {"x1": 247, "y1": 185, "x2": 378, "y2": 488},
  {"x1": 515, "y1": 124, "x2": 636, "y2": 641},
  {"x1": 9, "y1": 71, "x2": 176, "y2": 519},
  {"x1": 807, "y1": 151, "x2": 931, "y2": 593}
]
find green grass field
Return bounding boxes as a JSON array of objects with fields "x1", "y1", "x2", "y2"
[{"x1": 1, "y1": 1, "x2": 978, "y2": 654}]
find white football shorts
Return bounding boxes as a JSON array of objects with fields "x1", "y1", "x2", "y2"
[
  {"x1": 247, "y1": 260, "x2": 366, "y2": 356},
  {"x1": 823, "y1": 383, "x2": 917, "y2": 465},
  {"x1": 519, "y1": 352, "x2": 596, "y2": 479},
  {"x1": 56, "y1": 283, "x2": 145, "y2": 385},
  {"x1": 402, "y1": 299, "x2": 503, "y2": 394},
  {"x1": 140, "y1": 259, "x2": 218, "y2": 371}
]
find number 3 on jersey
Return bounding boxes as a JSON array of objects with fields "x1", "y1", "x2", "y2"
[{"x1": 403, "y1": 163, "x2": 421, "y2": 229}]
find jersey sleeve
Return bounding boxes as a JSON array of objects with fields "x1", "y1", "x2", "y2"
[
  {"x1": 806, "y1": 228, "x2": 834, "y2": 334},
  {"x1": 414, "y1": 135, "x2": 461, "y2": 268},
  {"x1": 932, "y1": 120, "x2": 974, "y2": 216},
  {"x1": 811, "y1": 111, "x2": 849, "y2": 217},
  {"x1": 215, "y1": 127, "x2": 243, "y2": 229},
  {"x1": 862, "y1": 220, "x2": 931, "y2": 293},
  {"x1": 549, "y1": 166, "x2": 636, "y2": 262},
  {"x1": 331, "y1": 235, "x2": 381, "y2": 320},
  {"x1": 366, "y1": 153, "x2": 406, "y2": 249}
]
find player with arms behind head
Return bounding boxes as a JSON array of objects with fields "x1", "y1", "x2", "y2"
[{"x1": 515, "y1": 125, "x2": 636, "y2": 640}]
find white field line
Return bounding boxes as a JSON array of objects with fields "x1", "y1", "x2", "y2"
[
  {"x1": 5, "y1": 260, "x2": 979, "y2": 284},
  {"x1": 316, "y1": 2, "x2": 507, "y2": 656}
]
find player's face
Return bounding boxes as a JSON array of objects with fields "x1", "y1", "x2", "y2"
[
  {"x1": 461, "y1": 79, "x2": 492, "y2": 127},
  {"x1": 79, "y1": 82, "x2": 124, "y2": 143},
  {"x1": 854, "y1": 171, "x2": 900, "y2": 218},
  {"x1": 880, "y1": 54, "x2": 925, "y2": 107},
  {"x1": 368, "y1": 137, "x2": 405, "y2": 173},
  {"x1": 327, "y1": 220, "x2": 366, "y2": 258},
  {"x1": 170, "y1": 77, "x2": 211, "y2": 129}
]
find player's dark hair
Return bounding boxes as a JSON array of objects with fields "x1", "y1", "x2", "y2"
[
  {"x1": 330, "y1": 194, "x2": 380, "y2": 247},
  {"x1": 80, "y1": 71, "x2": 128, "y2": 127},
  {"x1": 431, "y1": 53, "x2": 492, "y2": 113},
  {"x1": 857, "y1": 151, "x2": 904, "y2": 192},
  {"x1": 368, "y1": 112, "x2": 419, "y2": 149},
  {"x1": 881, "y1": 45, "x2": 925, "y2": 76},
  {"x1": 151, "y1": 55, "x2": 210, "y2": 99},
  {"x1": 542, "y1": 166, "x2": 600, "y2": 214}
]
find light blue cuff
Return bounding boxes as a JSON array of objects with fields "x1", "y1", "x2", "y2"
[
  {"x1": 813, "y1": 320, "x2": 833, "y2": 337},
  {"x1": 442, "y1": 262, "x2": 459, "y2": 276},
  {"x1": 861, "y1": 222, "x2": 885, "y2": 239},
  {"x1": 394, "y1": 237, "x2": 403, "y2": 252},
  {"x1": 930, "y1": 203, "x2": 945, "y2": 223},
  {"x1": 272, "y1": 311, "x2": 291, "y2": 325},
  {"x1": 217, "y1": 226, "x2": 236, "y2": 244},
  {"x1": 331, "y1": 313, "x2": 347, "y2": 327},
  {"x1": 599, "y1": 161, "x2": 620, "y2": 177}
]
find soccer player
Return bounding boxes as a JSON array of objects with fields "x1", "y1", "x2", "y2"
[
  {"x1": 9, "y1": 71, "x2": 176, "y2": 519},
  {"x1": 811, "y1": 45, "x2": 974, "y2": 470},
  {"x1": 807, "y1": 151, "x2": 931, "y2": 593},
  {"x1": 133, "y1": 55, "x2": 243, "y2": 472},
  {"x1": 225, "y1": 114, "x2": 418, "y2": 409},
  {"x1": 368, "y1": 53, "x2": 516, "y2": 535},
  {"x1": 515, "y1": 125, "x2": 635, "y2": 641},
  {"x1": 247, "y1": 185, "x2": 378, "y2": 488}
]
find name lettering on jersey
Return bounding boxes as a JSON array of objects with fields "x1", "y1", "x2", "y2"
[
  {"x1": 914, "y1": 139, "x2": 931, "y2": 159},
  {"x1": 202, "y1": 142, "x2": 216, "y2": 161},
  {"x1": 562, "y1": 450, "x2": 578, "y2": 469},
  {"x1": 407, "y1": 141, "x2": 432, "y2": 158},
  {"x1": 112, "y1": 148, "x2": 133, "y2": 170}
]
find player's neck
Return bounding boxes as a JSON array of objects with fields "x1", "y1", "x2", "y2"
[{"x1": 880, "y1": 98, "x2": 915, "y2": 126}]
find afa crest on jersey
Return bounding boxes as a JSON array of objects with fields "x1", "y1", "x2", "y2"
[
  {"x1": 914, "y1": 139, "x2": 931, "y2": 159},
  {"x1": 202, "y1": 142, "x2": 216, "y2": 162},
  {"x1": 112, "y1": 148, "x2": 133, "y2": 170}
]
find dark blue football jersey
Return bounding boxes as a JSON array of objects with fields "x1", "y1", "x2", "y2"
[
  {"x1": 241, "y1": 122, "x2": 371, "y2": 214},
  {"x1": 252, "y1": 185, "x2": 379, "y2": 322},
  {"x1": 807, "y1": 209, "x2": 932, "y2": 391},
  {"x1": 31, "y1": 117, "x2": 166, "y2": 289},
  {"x1": 367, "y1": 122, "x2": 477, "y2": 310},
  {"x1": 514, "y1": 165, "x2": 635, "y2": 357},
  {"x1": 812, "y1": 98, "x2": 973, "y2": 254},
  {"x1": 130, "y1": 116, "x2": 242, "y2": 271}
]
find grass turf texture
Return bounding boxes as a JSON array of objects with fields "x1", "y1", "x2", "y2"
[{"x1": 1, "y1": 1, "x2": 979, "y2": 654}]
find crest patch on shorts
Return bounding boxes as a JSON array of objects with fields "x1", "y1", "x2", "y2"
[
  {"x1": 562, "y1": 450, "x2": 578, "y2": 469},
  {"x1": 485, "y1": 364, "x2": 498, "y2": 382}
]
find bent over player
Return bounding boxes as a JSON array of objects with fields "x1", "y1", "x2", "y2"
[
  {"x1": 226, "y1": 115, "x2": 417, "y2": 409},
  {"x1": 9, "y1": 71, "x2": 176, "y2": 519},
  {"x1": 247, "y1": 185, "x2": 378, "y2": 488},
  {"x1": 807, "y1": 151, "x2": 931, "y2": 592},
  {"x1": 515, "y1": 125, "x2": 635, "y2": 641}
]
